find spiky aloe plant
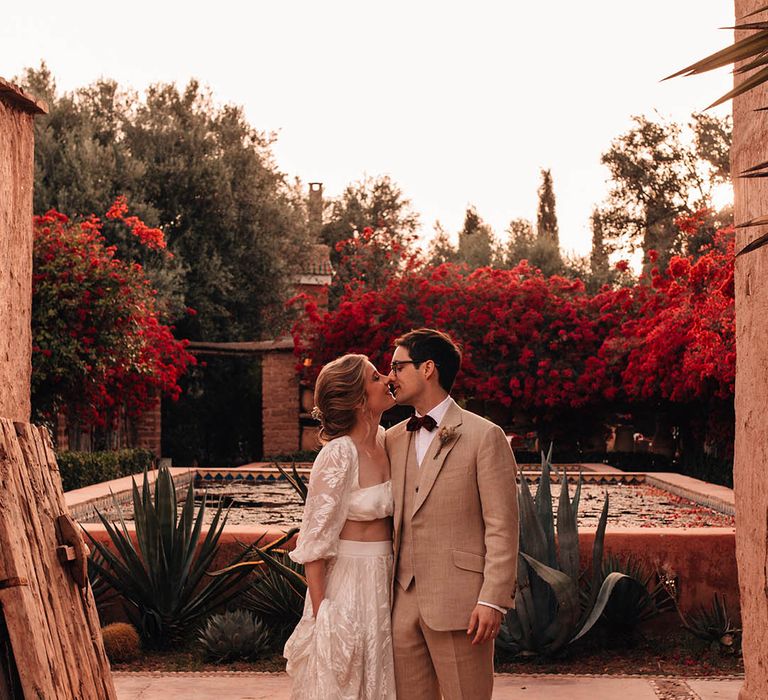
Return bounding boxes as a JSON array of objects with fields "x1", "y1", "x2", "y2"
[
  {"x1": 198, "y1": 609, "x2": 272, "y2": 662},
  {"x1": 497, "y1": 449, "x2": 630, "y2": 657},
  {"x1": 275, "y1": 461, "x2": 308, "y2": 503},
  {"x1": 679, "y1": 593, "x2": 741, "y2": 653},
  {"x1": 241, "y1": 550, "x2": 306, "y2": 646},
  {"x1": 592, "y1": 554, "x2": 675, "y2": 633},
  {"x1": 85, "y1": 465, "x2": 292, "y2": 649}
]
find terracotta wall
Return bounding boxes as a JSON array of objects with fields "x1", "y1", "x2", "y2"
[
  {"x1": 733, "y1": 2, "x2": 768, "y2": 697},
  {"x1": 134, "y1": 398, "x2": 162, "y2": 456},
  {"x1": 0, "y1": 83, "x2": 44, "y2": 422},
  {"x1": 83, "y1": 523, "x2": 738, "y2": 623},
  {"x1": 262, "y1": 349, "x2": 300, "y2": 456}
]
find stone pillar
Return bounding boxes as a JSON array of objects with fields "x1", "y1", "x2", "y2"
[
  {"x1": 262, "y1": 347, "x2": 300, "y2": 457},
  {"x1": 732, "y1": 3, "x2": 768, "y2": 697},
  {"x1": 0, "y1": 80, "x2": 46, "y2": 422}
]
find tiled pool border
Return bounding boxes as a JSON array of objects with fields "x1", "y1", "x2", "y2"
[{"x1": 66, "y1": 463, "x2": 736, "y2": 520}]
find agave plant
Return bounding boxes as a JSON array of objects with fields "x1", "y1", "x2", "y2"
[
  {"x1": 85, "y1": 465, "x2": 290, "y2": 649},
  {"x1": 589, "y1": 554, "x2": 675, "y2": 633},
  {"x1": 668, "y1": 5, "x2": 768, "y2": 257},
  {"x1": 275, "y1": 460, "x2": 308, "y2": 503},
  {"x1": 678, "y1": 593, "x2": 742, "y2": 653},
  {"x1": 198, "y1": 609, "x2": 272, "y2": 662},
  {"x1": 208, "y1": 468, "x2": 307, "y2": 644},
  {"x1": 241, "y1": 550, "x2": 306, "y2": 646},
  {"x1": 87, "y1": 549, "x2": 119, "y2": 618},
  {"x1": 497, "y1": 449, "x2": 630, "y2": 657}
]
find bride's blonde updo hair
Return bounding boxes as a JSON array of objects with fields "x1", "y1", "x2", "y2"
[{"x1": 313, "y1": 353, "x2": 368, "y2": 443}]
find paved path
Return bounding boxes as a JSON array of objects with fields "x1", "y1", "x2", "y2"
[{"x1": 113, "y1": 672, "x2": 743, "y2": 699}]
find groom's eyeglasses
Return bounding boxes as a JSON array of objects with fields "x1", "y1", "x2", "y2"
[{"x1": 390, "y1": 360, "x2": 422, "y2": 375}]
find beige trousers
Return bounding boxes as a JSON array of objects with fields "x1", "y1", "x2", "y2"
[{"x1": 391, "y1": 581, "x2": 494, "y2": 700}]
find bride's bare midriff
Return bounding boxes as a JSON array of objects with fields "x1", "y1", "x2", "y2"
[{"x1": 339, "y1": 516, "x2": 392, "y2": 542}]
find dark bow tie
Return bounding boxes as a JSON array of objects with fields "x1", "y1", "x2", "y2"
[{"x1": 406, "y1": 414, "x2": 437, "y2": 432}]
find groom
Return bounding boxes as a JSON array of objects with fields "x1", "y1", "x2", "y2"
[{"x1": 385, "y1": 328, "x2": 519, "y2": 700}]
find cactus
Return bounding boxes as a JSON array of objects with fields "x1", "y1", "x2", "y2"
[
  {"x1": 497, "y1": 447, "x2": 631, "y2": 657},
  {"x1": 198, "y1": 609, "x2": 272, "y2": 662},
  {"x1": 101, "y1": 623, "x2": 141, "y2": 663}
]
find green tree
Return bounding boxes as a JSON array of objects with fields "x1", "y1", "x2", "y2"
[
  {"x1": 320, "y1": 174, "x2": 419, "y2": 254},
  {"x1": 536, "y1": 169, "x2": 560, "y2": 247},
  {"x1": 502, "y1": 216, "x2": 571, "y2": 278},
  {"x1": 321, "y1": 175, "x2": 419, "y2": 306},
  {"x1": 427, "y1": 221, "x2": 458, "y2": 266},
  {"x1": 456, "y1": 205, "x2": 497, "y2": 269},
  {"x1": 588, "y1": 208, "x2": 613, "y2": 290},
  {"x1": 20, "y1": 65, "x2": 186, "y2": 317},
  {"x1": 599, "y1": 114, "x2": 731, "y2": 270},
  {"x1": 503, "y1": 217, "x2": 535, "y2": 268},
  {"x1": 126, "y1": 80, "x2": 310, "y2": 340},
  {"x1": 20, "y1": 65, "x2": 311, "y2": 341}
]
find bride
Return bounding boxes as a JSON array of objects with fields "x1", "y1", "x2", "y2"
[{"x1": 284, "y1": 353, "x2": 397, "y2": 699}]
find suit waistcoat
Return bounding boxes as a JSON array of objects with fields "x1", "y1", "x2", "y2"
[{"x1": 395, "y1": 438, "x2": 420, "y2": 590}]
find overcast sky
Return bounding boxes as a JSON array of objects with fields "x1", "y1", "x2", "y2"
[{"x1": 3, "y1": 1, "x2": 734, "y2": 256}]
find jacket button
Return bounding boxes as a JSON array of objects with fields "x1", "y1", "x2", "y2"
[{"x1": 415, "y1": 486, "x2": 419, "y2": 492}]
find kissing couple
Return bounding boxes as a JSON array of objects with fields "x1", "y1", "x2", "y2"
[{"x1": 284, "y1": 328, "x2": 520, "y2": 699}]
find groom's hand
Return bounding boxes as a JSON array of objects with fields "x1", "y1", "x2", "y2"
[{"x1": 467, "y1": 604, "x2": 502, "y2": 645}]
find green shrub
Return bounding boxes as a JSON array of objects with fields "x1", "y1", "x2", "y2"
[{"x1": 57, "y1": 448, "x2": 156, "y2": 491}]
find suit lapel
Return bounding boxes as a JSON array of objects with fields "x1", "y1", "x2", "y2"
[
  {"x1": 412, "y1": 400, "x2": 464, "y2": 516},
  {"x1": 389, "y1": 423, "x2": 411, "y2": 540}
]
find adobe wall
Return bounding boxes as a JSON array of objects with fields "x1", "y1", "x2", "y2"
[
  {"x1": 82, "y1": 523, "x2": 738, "y2": 624},
  {"x1": 0, "y1": 80, "x2": 46, "y2": 422},
  {"x1": 732, "y1": 3, "x2": 768, "y2": 697}
]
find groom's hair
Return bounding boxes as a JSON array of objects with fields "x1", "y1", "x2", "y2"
[{"x1": 394, "y1": 328, "x2": 461, "y2": 392}]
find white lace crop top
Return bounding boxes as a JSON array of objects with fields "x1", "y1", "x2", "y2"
[{"x1": 289, "y1": 428, "x2": 394, "y2": 564}]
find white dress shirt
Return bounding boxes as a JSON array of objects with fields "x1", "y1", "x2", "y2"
[
  {"x1": 414, "y1": 395, "x2": 453, "y2": 465},
  {"x1": 413, "y1": 395, "x2": 507, "y2": 617}
]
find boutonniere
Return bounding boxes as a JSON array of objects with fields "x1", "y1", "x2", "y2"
[{"x1": 434, "y1": 425, "x2": 459, "y2": 459}]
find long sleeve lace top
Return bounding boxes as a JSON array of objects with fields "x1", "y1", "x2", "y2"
[{"x1": 289, "y1": 428, "x2": 391, "y2": 564}]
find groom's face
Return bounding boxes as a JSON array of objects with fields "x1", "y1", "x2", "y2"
[{"x1": 387, "y1": 345, "x2": 426, "y2": 406}]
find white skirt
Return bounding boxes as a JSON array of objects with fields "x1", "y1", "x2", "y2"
[{"x1": 284, "y1": 540, "x2": 396, "y2": 700}]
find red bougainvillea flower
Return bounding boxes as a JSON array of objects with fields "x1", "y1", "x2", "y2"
[
  {"x1": 106, "y1": 195, "x2": 170, "y2": 253},
  {"x1": 292, "y1": 223, "x2": 735, "y2": 431},
  {"x1": 32, "y1": 205, "x2": 194, "y2": 429}
]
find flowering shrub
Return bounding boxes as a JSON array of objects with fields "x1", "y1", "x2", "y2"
[
  {"x1": 602, "y1": 227, "x2": 735, "y2": 404},
  {"x1": 329, "y1": 225, "x2": 421, "y2": 305},
  {"x1": 32, "y1": 203, "x2": 195, "y2": 428},
  {"x1": 293, "y1": 261, "x2": 622, "y2": 413},
  {"x1": 293, "y1": 224, "x2": 735, "y2": 431}
]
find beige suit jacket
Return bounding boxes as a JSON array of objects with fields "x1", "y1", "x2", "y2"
[{"x1": 386, "y1": 399, "x2": 519, "y2": 631}]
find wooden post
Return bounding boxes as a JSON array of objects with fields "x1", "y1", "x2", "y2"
[{"x1": 0, "y1": 420, "x2": 117, "y2": 698}]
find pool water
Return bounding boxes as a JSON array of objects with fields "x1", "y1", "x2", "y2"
[{"x1": 87, "y1": 480, "x2": 734, "y2": 529}]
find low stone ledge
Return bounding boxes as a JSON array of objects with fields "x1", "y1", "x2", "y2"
[
  {"x1": 66, "y1": 468, "x2": 193, "y2": 522},
  {"x1": 645, "y1": 473, "x2": 735, "y2": 516}
]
